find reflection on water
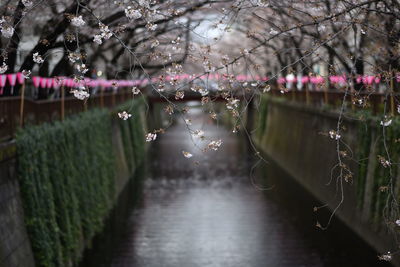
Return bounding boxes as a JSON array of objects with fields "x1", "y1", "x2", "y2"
[{"x1": 80, "y1": 107, "x2": 390, "y2": 267}]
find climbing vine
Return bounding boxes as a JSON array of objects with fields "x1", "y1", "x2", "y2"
[
  {"x1": 256, "y1": 95, "x2": 268, "y2": 142},
  {"x1": 16, "y1": 99, "x2": 146, "y2": 267}
]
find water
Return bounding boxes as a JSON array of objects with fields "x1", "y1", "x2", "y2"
[{"x1": 80, "y1": 107, "x2": 391, "y2": 267}]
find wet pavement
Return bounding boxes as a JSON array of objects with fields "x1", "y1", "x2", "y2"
[{"x1": 80, "y1": 106, "x2": 391, "y2": 267}]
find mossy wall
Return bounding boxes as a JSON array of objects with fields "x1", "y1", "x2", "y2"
[
  {"x1": 253, "y1": 96, "x2": 398, "y2": 262},
  {"x1": 15, "y1": 98, "x2": 146, "y2": 267}
]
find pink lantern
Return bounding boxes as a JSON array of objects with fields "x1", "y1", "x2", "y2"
[
  {"x1": 0, "y1": 75, "x2": 6, "y2": 95},
  {"x1": 301, "y1": 76, "x2": 310, "y2": 84},
  {"x1": 32, "y1": 76, "x2": 41, "y2": 88},
  {"x1": 236, "y1": 75, "x2": 246, "y2": 81},
  {"x1": 46, "y1": 78, "x2": 54, "y2": 88},
  {"x1": 329, "y1": 76, "x2": 338, "y2": 84},
  {"x1": 277, "y1": 77, "x2": 286, "y2": 84},
  {"x1": 7, "y1": 74, "x2": 17, "y2": 94},
  {"x1": 40, "y1": 78, "x2": 47, "y2": 88},
  {"x1": 52, "y1": 79, "x2": 60, "y2": 90},
  {"x1": 16, "y1": 72, "x2": 25, "y2": 85}
]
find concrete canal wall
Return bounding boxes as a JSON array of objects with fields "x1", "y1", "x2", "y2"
[
  {"x1": 0, "y1": 99, "x2": 147, "y2": 267},
  {"x1": 253, "y1": 97, "x2": 397, "y2": 264},
  {"x1": 0, "y1": 142, "x2": 35, "y2": 267}
]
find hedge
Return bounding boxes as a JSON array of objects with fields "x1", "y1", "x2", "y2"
[{"x1": 16, "y1": 99, "x2": 146, "y2": 267}]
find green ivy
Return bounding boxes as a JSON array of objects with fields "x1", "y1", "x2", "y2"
[
  {"x1": 116, "y1": 98, "x2": 146, "y2": 170},
  {"x1": 355, "y1": 116, "x2": 372, "y2": 209},
  {"x1": 256, "y1": 95, "x2": 268, "y2": 142},
  {"x1": 353, "y1": 111, "x2": 400, "y2": 226},
  {"x1": 16, "y1": 99, "x2": 146, "y2": 267}
]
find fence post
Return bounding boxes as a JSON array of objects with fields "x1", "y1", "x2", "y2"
[
  {"x1": 305, "y1": 86, "x2": 310, "y2": 105},
  {"x1": 19, "y1": 83, "x2": 26, "y2": 127},
  {"x1": 61, "y1": 85, "x2": 65, "y2": 121},
  {"x1": 112, "y1": 89, "x2": 116, "y2": 107}
]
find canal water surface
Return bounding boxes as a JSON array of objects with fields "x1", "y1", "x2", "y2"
[{"x1": 80, "y1": 107, "x2": 390, "y2": 267}]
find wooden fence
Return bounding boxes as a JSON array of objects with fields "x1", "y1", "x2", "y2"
[{"x1": 0, "y1": 88, "x2": 131, "y2": 142}]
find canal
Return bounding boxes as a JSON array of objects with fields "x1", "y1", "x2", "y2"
[{"x1": 80, "y1": 106, "x2": 391, "y2": 267}]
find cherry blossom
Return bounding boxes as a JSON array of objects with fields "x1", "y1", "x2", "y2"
[
  {"x1": 378, "y1": 252, "x2": 392, "y2": 261},
  {"x1": 0, "y1": 62, "x2": 8, "y2": 74},
  {"x1": 182, "y1": 151, "x2": 193, "y2": 158},
  {"x1": 132, "y1": 87, "x2": 140, "y2": 95},
  {"x1": 71, "y1": 87, "x2": 90, "y2": 100},
  {"x1": 208, "y1": 140, "x2": 222, "y2": 151},
  {"x1": 1, "y1": 25, "x2": 14, "y2": 38},
  {"x1": 22, "y1": 70, "x2": 31, "y2": 79},
  {"x1": 70, "y1": 16, "x2": 86, "y2": 27},
  {"x1": 380, "y1": 117, "x2": 392, "y2": 127},
  {"x1": 329, "y1": 130, "x2": 341, "y2": 140},
  {"x1": 33, "y1": 52, "x2": 44, "y2": 64},
  {"x1": 22, "y1": 0, "x2": 33, "y2": 7},
  {"x1": 118, "y1": 111, "x2": 132, "y2": 120},
  {"x1": 145, "y1": 133, "x2": 157, "y2": 142},
  {"x1": 125, "y1": 7, "x2": 142, "y2": 20}
]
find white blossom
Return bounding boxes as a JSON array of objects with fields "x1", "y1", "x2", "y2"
[
  {"x1": 132, "y1": 87, "x2": 140, "y2": 95},
  {"x1": 100, "y1": 24, "x2": 112, "y2": 39},
  {"x1": 71, "y1": 16, "x2": 86, "y2": 27},
  {"x1": 198, "y1": 88, "x2": 209, "y2": 96},
  {"x1": 329, "y1": 130, "x2": 341, "y2": 140},
  {"x1": 22, "y1": 0, "x2": 33, "y2": 7},
  {"x1": 242, "y1": 48, "x2": 249, "y2": 55},
  {"x1": 1, "y1": 25, "x2": 14, "y2": 38},
  {"x1": 208, "y1": 139, "x2": 222, "y2": 151},
  {"x1": 221, "y1": 55, "x2": 230, "y2": 66},
  {"x1": 263, "y1": 84, "x2": 271, "y2": 93},
  {"x1": 269, "y1": 28, "x2": 278, "y2": 35},
  {"x1": 22, "y1": 70, "x2": 32, "y2": 80},
  {"x1": 22, "y1": 70, "x2": 31, "y2": 79},
  {"x1": 145, "y1": 133, "x2": 157, "y2": 142},
  {"x1": 252, "y1": 0, "x2": 269, "y2": 7},
  {"x1": 318, "y1": 24, "x2": 326, "y2": 32},
  {"x1": 182, "y1": 151, "x2": 193, "y2": 158},
  {"x1": 33, "y1": 52, "x2": 44, "y2": 64},
  {"x1": 175, "y1": 91, "x2": 184, "y2": 100},
  {"x1": 125, "y1": 6, "x2": 142, "y2": 20},
  {"x1": 395, "y1": 219, "x2": 400, "y2": 226},
  {"x1": 76, "y1": 63, "x2": 89, "y2": 74},
  {"x1": 138, "y1": 0, "x2": 150, "y2": 8},
  {"x1": 192, "y1": 130, "x2": 205, "y2": 139},
  {"x1": 380, "y1": 117, "x2": 392, "y2": 127},
  {"x1": 93, "y1": 34, "x2": 103, "y2": 44},
  {"x1": 94, "y1": 23, "x2": 113, "y2": 44},
  {"x1": 151, "y1": 39, "x2": 159, "y2": 48},
  {"x1": 0, "y1": 62, "x2": 8, "y2": 74},
  {"x1": 68, "y1": 52, "x2": 80, "y2": 63},
  {"x1": 71, "y1": 87, "x2": 90, "y2": 100},
  {"x1": 226, "y1": 98, "x2": 240, "y2": 110},
  {"x1": 379, "y1": 252, "x2": 392, "y2": 261},
  {"x1": 118, "y1": 111, "x2": 132, "y2": 120},
  {"x1": 146, "y1": 23, "x2": 157, "y2": 31},
  {"x1": 378, "y1": 156, "x2": 391, "y2": 168}
]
